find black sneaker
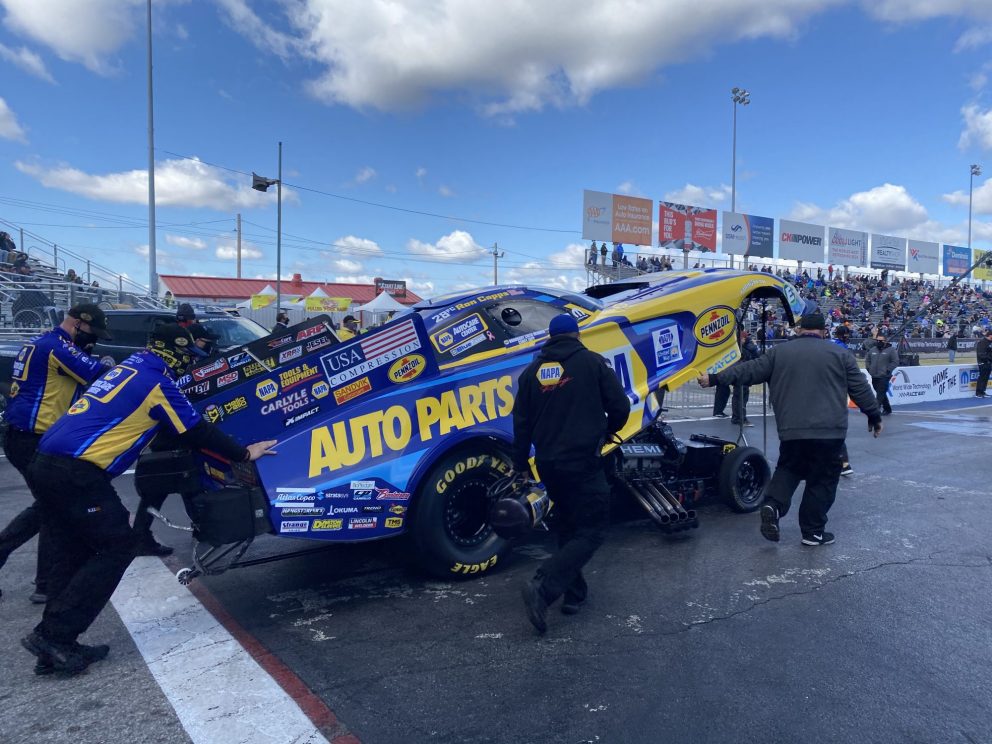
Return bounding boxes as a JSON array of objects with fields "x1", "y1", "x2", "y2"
[
  {"x1": 561, "y1": 598, "x2": 585, "y2": 616},
  {"x1": 759, "y1": 503, "x2": 780, "y2": 542},
  {"x1": 21, "y1": 632, "x2": 89, "y2": 676},
  {"x1": 743, "y1": 420, "x2": 755, "y2": 428},
  {"x1": 713, "y1": 412, "x2": 729, "y2": 418},
  {"x1": 135, "y1": 539, "x2": 174, "y2": 557},
  {"x1": 801, "y1": 532, "x2": 835, "y2": 546},
  {"x1": 840, "y1": 463, "x2": 854, "y2": 476},
  {"x1": 35, "y1": 642, "x2": 109, "y2": 676},
  {"x1": 521, "y1": 580, "x2": 548, "y2": 634}
]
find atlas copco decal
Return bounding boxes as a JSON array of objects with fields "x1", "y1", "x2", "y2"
[
  {"x1": 192, "y1": 358, "x2": 229, "y2": 381},
  {"x1": 781, "y1": 232, "x2": 823, "y2": 246}
]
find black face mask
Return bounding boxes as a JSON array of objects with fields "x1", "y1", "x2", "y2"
[{"x1": 74, "y1": 325, "x2": 100, "y2": 349}]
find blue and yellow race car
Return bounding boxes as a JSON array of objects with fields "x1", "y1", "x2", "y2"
[{"x1": 165, "y1": 268, "x2": 810, "y2": 581}]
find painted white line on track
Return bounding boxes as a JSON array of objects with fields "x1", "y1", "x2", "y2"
[{"x1": 111, "y1": 557, "x2": 329, "y2": 744}]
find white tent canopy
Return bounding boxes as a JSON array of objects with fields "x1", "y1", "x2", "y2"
[
  {"x1": 307, "y1": 287, "x2": 331, "y2": 298},
  {"x1": 354, "y1": 291, "x2": 407, "y2": 313}
]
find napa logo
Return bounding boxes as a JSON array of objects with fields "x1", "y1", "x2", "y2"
[
  {"x1": 537, "y1": 362, "x2": 564, "y2": 386},
  {"x1": 312, "y1": 381, "x2": 330, "y2": 399},
  {"x1": 694, "y1": 306, "x2": 735, "y2": 347},
  {"x1": 256, "y1": 379, "x2": 279, "y2": 401},
  {"x1": 388, "y1": 354, "x2": 426, "y2": 384},
  {"x1": 67, "y1": 397, "x2": 90, "y2": 415}
]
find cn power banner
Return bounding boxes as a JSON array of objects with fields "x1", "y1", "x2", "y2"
[
  {"x1": 659, "y1": 202, "x2": 717, "y2": 252},
  {"x1": 778, "y1": 219, "x2": 825, "y2": 261},
  {"x1": 582, "y1": 190, "x2": 653, "y2": 245},
  {"x1": 828, "y1": 227, "x2": 868, "y2": 266},
  {"x1": 721, "y1": 212, "x2": 774, "y2": 257},
  {"x1": 908, "y1": 239, "x2": 939, "y2": 274},
  {"x1": 942, "y1": 245, "x2": 970, "y2": 277},
  {"x1": 869, "y1": 234, "x2": 907, "y2": 270},
  {"x1": 888, "y1": 364, "x2": 981, "y2": 406},
  {"x1": 973, "y1": 249, "x2": 992, "y2": 281}
]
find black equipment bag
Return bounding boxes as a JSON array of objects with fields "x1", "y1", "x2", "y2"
[
  {"x1": 189, "y1": 487, "x2": 271, "y2": 547},
  {"x1": 134, "y1": 449, "x2": 200, "y2": 498}
]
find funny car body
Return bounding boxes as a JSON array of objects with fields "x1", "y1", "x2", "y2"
[{"x1": 160, "y1": 268, "x2": 810, "y2": 582}]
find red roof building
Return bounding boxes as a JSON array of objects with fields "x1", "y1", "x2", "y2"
[{"x1": 159, "y1": 274, "x2": 422, "y2": 305}]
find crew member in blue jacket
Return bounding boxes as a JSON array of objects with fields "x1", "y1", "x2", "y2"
[
  {"x1": 0, "y1": 303, "x2": 111, "y2": 602},
  {"x1": 20, "y1": 324, "x2": 277, "y2": 676}
]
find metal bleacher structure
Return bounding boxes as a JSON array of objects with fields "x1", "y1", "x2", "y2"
[{"x1": 0, "y1": 220, "x2": 165, "y2": 339}]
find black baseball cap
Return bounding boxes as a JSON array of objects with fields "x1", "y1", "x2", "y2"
[
  {"x1": 67, "y1": 303, "x2": 112, "y2": 339},
  {"x1": 176, "y1": 303, "x2": 196, "y2": 322},
  {"x1": 343, "y1": 315, "x2": 358, "y2": 323},
  {"x1": 799, "y1": 313, "x2": 826, "y2": 330}
]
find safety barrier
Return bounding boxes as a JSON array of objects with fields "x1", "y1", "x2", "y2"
[{"x1": 887, "y1": 363, "x2": 984, "y2": 405}]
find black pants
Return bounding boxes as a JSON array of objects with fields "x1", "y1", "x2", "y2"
[
  {"x1": 977, "y1": 362, "x2": 991, "y2": 396},
  {"x1": 533, "y1": 460, "x2": 609, "y2": 606},
  {"x1": 713, "y1": 384, "x2": 730, "y2": 415},
  {"x1": 714, "y1": 384, "x2": 749, "y2": 421},
  {"x1": 765, "y1": 439, "x2": 843, "y2": 538},
  {"x1": 29, "y1": 454, "x2": 136, "y2": 644},
  {"x1": 0, "y1": 428, "x2": 53, "y2": 592},
  {"x1": 871, "y1": 376, "x2": 892, "y2": 414}
]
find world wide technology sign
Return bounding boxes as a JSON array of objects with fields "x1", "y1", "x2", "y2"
[
  {"x1": 778, "y1": 219, "x2": 825, "y2": 261},
  {"x1": 659, "y1": 202, "x2": 717, "y2": 252},
  {"x1": 721, "y1": 212, "x2": 774, "y2": 258},
  {"x1": 869, "y1": 234, "x2": 907, "y2": 271},
  {"x1": 907, "y1": 240, "x2": 939, "y2": 275},
  {"x1": 582, "y1": 190, "x2": 653, "y2": 246}
]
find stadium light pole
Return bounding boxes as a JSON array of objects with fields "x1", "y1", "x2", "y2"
[
  {"x1": 969, "y1": 165, "x2": 981, "y2": 287},
  {"x1": 731, "y1": 87, "x2": 750, "y2": 269},
  {"x1": 252, "y1": 142, "x2": 283, "y2": 316}
]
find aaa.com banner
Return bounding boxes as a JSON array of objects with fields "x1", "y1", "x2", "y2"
[
  {"x1": 942, "y1": 245, "x2": 970, "y2": 276},
  {"x1": 582, "y1": 190, "x2": 653, "y2": 245},
  {"x1": 973, "y1": 249, "x2": 992, "y2": 281},
  {"x1": 778, "y1": 219, "x2": 825, "y2": 261},
  {"x1": 908, "y1": 240, "x2": 939, "y2": 274},
  {"x1": 828, "y1": 227, "x2": 868, "y2": 265},
  {"x1": 659, "y1": 202, "x2": 717, "y2": 252},
  {"x1": 870, "y1": 234, "x2": 906, "y2": 270},
  {"x1": 721, "y1": 212, "x2": 774, "y2": 257}
]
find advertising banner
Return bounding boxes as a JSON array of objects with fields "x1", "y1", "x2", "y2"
[
  {"x1": 721, "y1": 212, "x2": 774, "y2": 257},
  {"x1": 375, "y1": 278, "x2": 407, "y2": 298},
  {"x1": 973, "y1": 249, "x2": 992, "y2": 281},
  {"x1": 828, "y1": 227, "x2": 868, "y2": 266},
  {"x1": 888, "y1": 364, "x2": 980, "y2": 406},
  {"x1": 251, "y1": 294, "x2": 276, "y2": 310},
  {"x1": 659, "y1": 202, "x2": 717, "y2": 252},
  {"x1": 778, "y1": 219, "x2": 825, "y2": 261},
  {"x1": 907, "y1": 240, "x2": 939, "y2": 275},
  {"x1": 582, "y1": 190, "x2": 653, "y2": 246},
  {"x1": 942, "y1": 245, "x2": 970, "y2": 276},
  {"x1": 869, "y1": 234, "x2": 907, "y2": 270}
]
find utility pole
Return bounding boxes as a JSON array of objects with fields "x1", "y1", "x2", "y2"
[
  {"x1": 491, "y1": 242, "x2": 504, "y2": 285},
  {"x1": 146, "y1": 0, "x2": 158, "y2": 296},
  {"x1": 236, "y1": 213, "x2": 242, "y2": 279}
]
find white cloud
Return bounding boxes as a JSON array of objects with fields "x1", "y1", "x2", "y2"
[
  {"x1": 0, "y1": 43, "x2": 55, "y2": 82},
  {"x1": 407, "y1": 230, "x2": 487, "y2": 262},
  {"x1": 216, "y1": 239, "x2": 263, "y2": 260},
  {"x1": 505, "y1": 261, "x2": 587, "y2": 293},
  {"x1": 331, "y1": 235, "x2": 383, "y2": 257},
  {"x1": 944, "y1": 177, "x2": 992, "y2": 215},
  {"x1": 788, "y1": 183, "x2": 929, "y2": 234},
  {"x1": 15, "y1": 156, "x2": 274, "y2": 210},
  {"x1": 415, "y1": 167, "x2": 427, "y2": 181},
  {"x1": 354, "y1": 166, "x2": 376, "y2": 184},
  {"x1": 222, "y1": 0, "x2": 846, "y2": 116},
  {"x1": 864, "y1": 0, "x2": 992, "y2": 23},
  {"x1": 332, "y1": 273, "x2": 376, "y2": 285},
  {"x1": 438, "y1": 184, "x2": 455, "y2": 198},
  {"x1": 165, "y1": 234, "x2": 207, "y2": 250},
  {"x1": 959, "y1": 104, "x2": 992, "y2": 151},
  {"x1": 0, "y1": 96, "x2": 26, "y2": 141},
  {"x1": 547, "y1": 243, "x2": 588, "y2": 269},
  {"x1": 616, "y1": 181, "x2": 639, "y2": 196},
  {"x1": 664, "y1": 183, "x2": 732, "y2": 205},
  {"x1": 332, "y1": 258, "x2": 362, "y2": 272}
]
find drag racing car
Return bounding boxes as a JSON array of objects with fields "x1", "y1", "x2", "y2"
[{"x1": 151, "y1": 269, "x2": 810, "y2": 583}]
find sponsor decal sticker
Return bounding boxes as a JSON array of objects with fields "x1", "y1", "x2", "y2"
[
  {"x1": 296, "y1": 325, "x2": 323, "y2": 341},
  {"x1": 320, "y1": 319, "x2": 421, "y2": 387},
  {"x1": 256, "y1": 379, "x2": 279, "y2": 401},
  {"x1": 261, "y1": 389, "x2": 311, "y2": 416},
  {"x1": 279, "y1": 520, "x2": 310, "y2": 533},
  {"x1": 227, "y1": 351, "x2": 251, "y2": 368},
  {"x1": 384, "y1": 517, "x2": 404, "y2": 529},
  {"x1": 387, "y1": 354, "x2": 426, "y2": 384},
  {"x1": 334, "y1": 376, "x2": 372, "y2": 405},
  {"x1": 536, "y1": 362, "x2": 564, "y2": 387},
  {"x1": 192, "y1": 358, "x2": 229, "y2": 381},
  {"x1": 267, "y1": 334, "x2": 293, "y2": 349},
  {"x1": 347, "y1": 517, "x2": 377, "y2": 529},
  {"x1": 312, "y1": 381, "x2": 330, "y2": 399},
  {"x1": 279, "y1": 363, "x2": 321, "y2": 391},
  {"x1": 222, "y1": 396, "x2": 249, "y2": 415},
  {"x1": 280, "y1": 507, "x2": 324, "y2": 517},
  {"x1": 285, "y1": 406, "x2": 320, "y2": 427},
  {"x1": 217, "y1": 370, "x2": 240, "y2": 388},
  {"x1": 312, "y1": 518, "x2": 343, "y2": 531},
  {"x1": 305, "y1": 336, "x2": 332, "y2": 354},
  {"x1": 279, "y1": 345, "x2": 303, "y2": 364},
  {"x1": 204, "y1": 404, "x2": 223, "y2": 423},
  {"x1": 693, "y1": 306, "x2": 736, "y2": 347},
  {"x1": 363, "y1": 505, "x2": 384, "y2": 513},
  {"x1": 351, "y1": 480, "x2": 375, "y2": 490},
  {"x1": 389, "y1": 504, "x2": 406, "y2": 515},
  {"x1": 375, "y1": 488, "x2": 411, "y2": 501},
  {"x1": 652, "y1": 325, "x2": 683, "y2": 366},
  {"x1": 328, "y1": 505, "x2": 359, "y2": 515}
]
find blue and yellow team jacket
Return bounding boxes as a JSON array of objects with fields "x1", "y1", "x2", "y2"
[
  {"x1": 40, "y1": 350, "x2": 202, "y2": 477},
  {"x1": 7, "y1": 328, "x2": 106, "y2": 434}
]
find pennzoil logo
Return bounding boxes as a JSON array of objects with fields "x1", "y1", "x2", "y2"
[
  {"x1": 536, "y1": 362, "x2": 564, "y2": 386},
  {"x1": 387, "y1": 354, "x2": 425, "y2": 384},
  {"x1": 256, "y1": 379, "x2": 278, "y2": 401},
  {"x1": 693, "y1": 306, "x2": 735, "y2": 347}
]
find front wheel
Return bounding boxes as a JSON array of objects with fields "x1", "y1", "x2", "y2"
[
  {"x1": 410, "y1": 446, "x2": 513, "y2": 579},
  {"x1": 718, "y1": 446, "x2": 770, "y2": 513}
]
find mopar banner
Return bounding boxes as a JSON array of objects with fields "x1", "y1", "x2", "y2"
[
  {"x1": 942, "y1": 245, "x2": 970, "y2": 277},
  {"x1": 582, "y1": 190, "x2": 653, "y2": 246},
  {"x1": 659, "y1": 202, "x2": 717, "y2": 252},
  {"x1": 721, "y1": 212, "x2": 774, "y2": 257},
  {"x1": 778, "y1": 219, "x2": 825, "y2": 262},
  {"x1": 888, "y1": 364, "x2": 981, "y2": 405},
  {"x1": 870, "y1": 234, "x2": 907, "y2": 270},
  {"x1": 828, "y1": 227, "x2": 868, "y2": 266},
  {"x1": 973, "y1": 249, "x2": 992, "y2": 281},
  {"x1": 908, "y1": 240, "x2": 940, "y2": 275}
]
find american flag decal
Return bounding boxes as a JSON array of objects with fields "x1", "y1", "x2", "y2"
[{"x1": 360, "y1": 319, "x2": 419, "y2": 360}]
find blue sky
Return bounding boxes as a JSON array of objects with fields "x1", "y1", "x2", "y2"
[{"x1": 1, "y1": 0, "x2": 992, "y2": 298}]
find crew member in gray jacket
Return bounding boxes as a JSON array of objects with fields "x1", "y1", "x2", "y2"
[
  {"x1": 865, "y1": 333, "x2": 900, "y2": 415},
  {"x1": 697, "y1": 313, "x2": 882, "y2": 546}
]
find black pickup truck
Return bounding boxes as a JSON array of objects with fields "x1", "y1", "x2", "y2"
[{"x1": 0, "y1": 308, "x2": 270, "y2": 388}]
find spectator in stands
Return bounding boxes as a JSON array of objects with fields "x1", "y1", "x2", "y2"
[
  {"x1": 163, "y1": 291, "x2": 175, "y2": 308},
  {"x1": 64, "y1": 269, "x2": 78, "y2": 283},
  {"x1": 866, "y1": 333, "x2": 898, "y2": 415},
  {"x1": 947, "y1": 332, "x2": 957, "y2": 363},
  {"x1": 588, "y1": 243, "x2": 597, "y2": 266},
  {"x1": 600, "y1": 243, "x2": 607, "y2": 266}
]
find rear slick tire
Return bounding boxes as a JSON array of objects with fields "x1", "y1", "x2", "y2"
[{"x1": 410, "y1": 447, "x2": 513, "y2": 580}]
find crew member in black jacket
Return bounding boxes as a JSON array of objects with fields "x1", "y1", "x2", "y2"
[
  {"x1": 976, "y1": 329, "x2": 992, "y2": 398},
  {"x1": 512, "y1": 313, "x2": 629, "y2": 634}
]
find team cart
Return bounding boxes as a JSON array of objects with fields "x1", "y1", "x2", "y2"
[{"x1": 144, "y1": 269, "x2": 810, "y2": 584}]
